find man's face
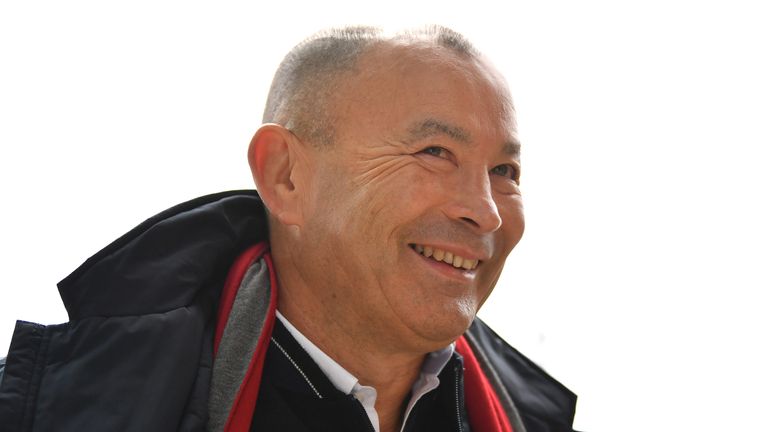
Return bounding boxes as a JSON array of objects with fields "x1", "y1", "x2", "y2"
[{"x1": 295, "y1": 44, "x2": 524, "y2": 351}]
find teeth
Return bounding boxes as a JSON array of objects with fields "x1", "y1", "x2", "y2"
[{"x1": 412, "y1": 244, "x2": 479, "y2": 271}]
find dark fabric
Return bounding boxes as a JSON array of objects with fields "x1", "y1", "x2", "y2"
[
  {"x1": 0, "y1": 190, "x2": 578, "y2": 432},
  {"x1": 0, "y1": 321, "x2": 48, "y2": 432},
  {"x1": 251, "y1": 319, "x2": 374, "y2": 432},
  {"x1": 58, "y1": 190, "x2": 268, "y2": 320},
  {"x1": 251, "y1": 319, "x2": 471, "y2": 432},
  {"x1": 404, "y1": 359, "x2": 473, "y2": 432},
  {"x1": 466, "y1": 320, "x2": 578, "y2": 432}
]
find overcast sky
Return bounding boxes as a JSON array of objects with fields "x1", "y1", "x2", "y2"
[{"x1": 1, "y1": 1, "x2": 766, "y2": 431}]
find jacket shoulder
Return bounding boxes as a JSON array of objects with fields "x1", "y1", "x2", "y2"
[{"x1": 465, "y1": 318, "x2": 578, "y2": 432}]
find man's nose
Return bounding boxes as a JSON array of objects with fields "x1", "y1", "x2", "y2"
[{"x1": 444, "y1": 170, "x2": 502, "y2": 233}]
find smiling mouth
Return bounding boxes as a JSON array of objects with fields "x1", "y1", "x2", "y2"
[{"x1": 409, "y1": 244, "x2": 480, "y2": 270}]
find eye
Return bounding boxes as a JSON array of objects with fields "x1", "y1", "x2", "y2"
[
  {"x1": 420, "y1": 146, "x2": 449, "y2": 158},
  {"x1": 490, "y1": 164, "x2": 520, "y2": 182}
]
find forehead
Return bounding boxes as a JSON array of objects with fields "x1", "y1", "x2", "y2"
[{"x1": 331, "y1": 42, "x2": 518, "y2": 151}]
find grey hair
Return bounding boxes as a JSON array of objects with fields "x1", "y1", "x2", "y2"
[{"x1": 262, "y1": 25, "x2": 481, "y2": 146}]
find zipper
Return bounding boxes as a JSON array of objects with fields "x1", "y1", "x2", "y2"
[
  {"x1": 454, "y1": 363, "x2": 464, "y2": 432},
  {"x1": 270, "y1": 337, "x2": 323, "y2": 398}
]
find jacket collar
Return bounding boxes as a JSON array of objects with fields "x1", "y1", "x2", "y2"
[{"x1": 57, "y1": 190, "x2": 268, "y2": 320}]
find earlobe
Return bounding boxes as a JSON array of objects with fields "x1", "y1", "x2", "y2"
[{"x1": 248, "y1": 124, "x2": 303, "y2": 226}]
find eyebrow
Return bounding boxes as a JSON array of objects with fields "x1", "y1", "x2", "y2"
[
  {"x1": 406, "y1": 118, "x2": 521, "y2": 158},
  {"x1": 406, "y1": 118, "x2": 471, "y2": 144},
  {"x1": 503, "y1": 137, "x2": 521, "y2": 157}
]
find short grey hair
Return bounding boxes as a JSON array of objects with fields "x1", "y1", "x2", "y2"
[{"x1": 262, "y1": 25, "x2": 481, "y2": 146}]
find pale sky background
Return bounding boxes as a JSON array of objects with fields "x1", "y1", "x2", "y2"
[{"x1": 1, "y1": 1, "x2": 767, "y2": 431}]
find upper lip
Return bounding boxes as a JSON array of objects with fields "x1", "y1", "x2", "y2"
[{"x1": 409, "y1": 242, "x2": 491, "y2": 262}]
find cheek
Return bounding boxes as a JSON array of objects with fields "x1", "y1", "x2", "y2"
[
  {"x1": 356, "y1": 169, "x2": 433, "y2": 231},
  {"x1": 303, "y1": 163, "x2": 361, "y2": 230},
  {"x1": 498, "y1": 196, "x2": 525, "y2": 249},
  {"x1": 476, "y1": 198, "x2": 524, "y2": 296}
]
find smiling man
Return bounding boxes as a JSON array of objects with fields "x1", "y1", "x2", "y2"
[{"x1": 0, "y1": 27, "x2": 577, "y2": 432}]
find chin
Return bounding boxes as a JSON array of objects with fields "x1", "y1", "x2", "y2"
[{"x1": 410, "y1": 300, "x2": 477, "y2": 348}]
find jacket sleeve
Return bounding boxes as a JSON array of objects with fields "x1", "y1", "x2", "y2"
[
  {"x1": 0, "y1": 321, "x2": 47, "y2": 432},
  {"x1": 0, "y1": 313, "x2": 213, "y2": 432}
]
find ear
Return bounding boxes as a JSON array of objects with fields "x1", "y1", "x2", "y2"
[{"x1": 248, "y1": 124, "x2": 303, "y2": 226}]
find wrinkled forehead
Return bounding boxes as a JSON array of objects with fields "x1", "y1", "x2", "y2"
[{"x1": 334, "y1": 41, "x2": 518, "y2": 143}]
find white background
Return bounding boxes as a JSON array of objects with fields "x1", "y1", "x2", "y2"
[{"x1": 1, "y1": 1, "x2": 766, "y2": 430}]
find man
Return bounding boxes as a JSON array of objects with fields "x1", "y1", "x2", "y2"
[{"x1": 0, "y1": 26, "x2": 578, "y2": 432}]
